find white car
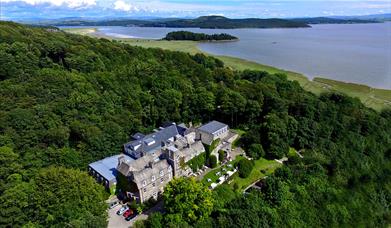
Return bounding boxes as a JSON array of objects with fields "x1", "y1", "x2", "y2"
[{"x1": 116, "y1": 205, "x2": 129, "y2": 215}]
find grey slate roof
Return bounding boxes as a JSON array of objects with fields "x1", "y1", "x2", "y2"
[
  {"x1": 132, "y1": 133, "x2": 145, "y2": 140},
  {"x1": 133, "y1": 159, "x2": 171, "y2": 184},
  {"x1": 198, "y1": 120, "x2": 228, "y2": 134},
  {"x1": 124, "y1": 124, "x2": 180, "y2": 159},
  {"x1": 89, "y1": 154, "x2": 134, "y2": 182}
]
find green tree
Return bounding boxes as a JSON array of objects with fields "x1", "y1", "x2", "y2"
[
  {"x1": 208, "y1": 155, "x2": 218, "y2": 168},
  {"x1": 146, "y1": 212, "x2": 164, "y2": 228},
  {"x1": 163, "y1": 178, "x2": 214, "y2": 223},
  {"x1": 218, "y1": 150, "x2": 225, "y2": 162},
  {"x1": 237, "y1": 159, "x2": 254, "y2": 178},
  {"x1": 247, "y1": 143, "x2": 265, "y2": 159}
]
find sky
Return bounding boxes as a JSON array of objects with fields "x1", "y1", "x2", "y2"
[{"x1": 0, "y1": 0, "x2": 390, "y2": 20}]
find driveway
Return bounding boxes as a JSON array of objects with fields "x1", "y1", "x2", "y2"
[
  {"x1": 108, "y1": 201, "x2": 164, "y2": 228},
  {"x1": 230, "y1": 147, "x2": 244, "y2": 160},
  {"x1": 107, "y1": 204, "x2": 130, "y2": 228},
  {"x1": 128, "y1": 201, "x2": 164, "y2": 227}
]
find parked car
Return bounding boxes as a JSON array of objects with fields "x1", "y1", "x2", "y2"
[
  {"x1": 125, "y1": 212, "x2": 137, "y2": 221},
  {"x1": 123, "y1": 209, "x2": 133, "y2": 217},
  {"x1": 116, "y1": 205, "x2": 129, "y2": 215}
]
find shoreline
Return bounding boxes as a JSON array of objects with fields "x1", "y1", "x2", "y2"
[{"x1": 62, "y1": 27, "x2": 391, "y2": 111}]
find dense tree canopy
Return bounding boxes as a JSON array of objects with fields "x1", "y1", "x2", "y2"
[
  {"x1": 164, "y1": 31, "x2": 238, "y2": 41},
  {"x1": 163, "y1": 178, "x2": 214, "y2": 223},
  {"x1": 0, "y1": 167, "x2": 107, "y2": 227},
  {"x1": 0, "y1": 21, "x2": 390, "y2": 227}
]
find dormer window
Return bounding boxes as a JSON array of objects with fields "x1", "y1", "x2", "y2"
[
  {"x1": 160, "y1": 170, "x2": 164, "y2": 176},
  {"x1": 134, "y1": 144, "x2": 141, "y2": 150},
  {"x1": 152, "y1": 175, "x2": 155, "y2": 181},
  {"x1": 143, "y1": 180, "x2": 147, "y2": 186},
  {"x1": 144, "y1": 138, "x2": 155, "y2": 146}
]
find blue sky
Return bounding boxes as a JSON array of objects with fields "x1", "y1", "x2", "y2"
[{"x1": 1, "y1": 0, "x2": 390, "y2": 20}]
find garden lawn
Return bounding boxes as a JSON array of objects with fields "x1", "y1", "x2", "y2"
[
  {"x1": 201, "y1": 159, "x2": 236, "y2": 186},
  {"x1": 229, "y1": 158, "x2": 282, "y2": 191}
]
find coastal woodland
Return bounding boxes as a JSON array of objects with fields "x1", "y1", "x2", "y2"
[
  {"x1": 0, "y1": 22, "x2": 390, "y2": 227},
  {"x1": 163, "y1": 31, "x2": 238, "y2": 41}
]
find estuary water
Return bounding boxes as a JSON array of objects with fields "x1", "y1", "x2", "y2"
[{"x1": 65, "y1": 23, "x2": 391, "y2": 89}]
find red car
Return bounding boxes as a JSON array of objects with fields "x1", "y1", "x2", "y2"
[{"x1": 123, "y1": 209, "x2": 133, "y2": 217}]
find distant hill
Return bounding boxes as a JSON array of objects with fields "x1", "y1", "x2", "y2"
[
  {"x1": 291, "y1": 17, "x2": 380, "y2": 24},
  {"x1": 48, "y1": 16, "x2": 311, "y2": 29},
  {"x1": 332, "y1": 13, "x2": 391, "y2": 22}
]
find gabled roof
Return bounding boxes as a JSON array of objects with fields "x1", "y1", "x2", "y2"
[
  {"x1": 124, "y1": 124, "x2": 181, "y2": 159},
  {"x1": 133, "y1": 159, "x2": 171, "y2": 185},
  {"x1": 89, "y1": 154, "x2": 134, "y2": 181},
  {"x1": 198, "y1": 120, "x2": 228, "y2": 134}
]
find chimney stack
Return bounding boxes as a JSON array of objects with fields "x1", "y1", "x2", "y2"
[{"x1": 118, "y1": 155, "x2": 125, "y2": 166}]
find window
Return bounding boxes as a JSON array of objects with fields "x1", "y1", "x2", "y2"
[
  {"x1": 143, "y1": 180, "x2": 147, "y2": 186},
  {"x1": 143, "y1": 188, "x2": 147, "y2": 192},
  {"x1": 161, "y1": 178, "x2": 164, "y2": 183},
  {"x1": 152, "y1": 175, "x2": 155, "y2": 181},
  {"x1": 153, "y1": 192, "x2": 157, "y2": 198},
  {"x1": 160, "y1": 170, "x2": 164, "y2": 176}
]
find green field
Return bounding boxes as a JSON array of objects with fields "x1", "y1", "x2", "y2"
[
  {"x1": 63, "y1": 28, "x2": 391, "y2": 111},
  {"x1": 62, "y1": 27, "x2": 97, "y2": 35}
]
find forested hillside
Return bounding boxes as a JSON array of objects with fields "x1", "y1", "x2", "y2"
[
  {"x1": 0, "y1": 22, "x2": 390, "y2": 227},
  {"x1": 50, "y1": 15, "x2": 311, "y2": 29}
]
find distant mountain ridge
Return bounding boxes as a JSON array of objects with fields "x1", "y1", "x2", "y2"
[
  {"x1": 35, "y1": 14, "x2": 388, "y2": 28},
  {"x1": 291, "y1": 17, "x2": 380, "y2": 24},
  {"x1": 46, "y1": 16, "x2": 311, "y2": 29},
  {"x1": 331, "y1": 13, "x2": 391, "y2": 21}
]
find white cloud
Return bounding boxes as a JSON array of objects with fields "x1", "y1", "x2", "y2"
[
  {"x1": 113, "y1": 0, "x2": 137, "y2": 12},
  {"x1": 1, "y1": 0, "x2": 96, "y2": 8}
]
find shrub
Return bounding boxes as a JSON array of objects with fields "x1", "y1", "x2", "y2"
[
  {"x1": 218, "y1": 150, "x2": 225, "y2": 162},
  {"x1": 208, "y1": 155, "x2": 218, "y2": 168},
  {"x1": 237, "y1": 159, "x2": 254, "y2": 178}
]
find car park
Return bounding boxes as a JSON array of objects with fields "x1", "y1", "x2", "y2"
[
  {"x1": 116, "y1": 205, "x2": 129, "y2": 215},
  {"x1": 123, "y1": 209, "x2": 133, "y2": 217},
  {"x1": 125, "y1": 212, "x2": 137, "y2": 221}
]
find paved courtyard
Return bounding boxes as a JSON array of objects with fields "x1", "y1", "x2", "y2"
[
  {"x1": 107, "y1": 204, "x2": 130, "y2": 228},
  {"x1": 108, "y1": 201, "x2": 164, "y2": 228}
]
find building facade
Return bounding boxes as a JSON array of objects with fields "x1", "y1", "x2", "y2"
[
  {"x1": 196, "y1": 120, "x2": 229, "y2": 145},
  {"x1": 89, "y1": 120, "x2": 235, "y2": 203}
]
